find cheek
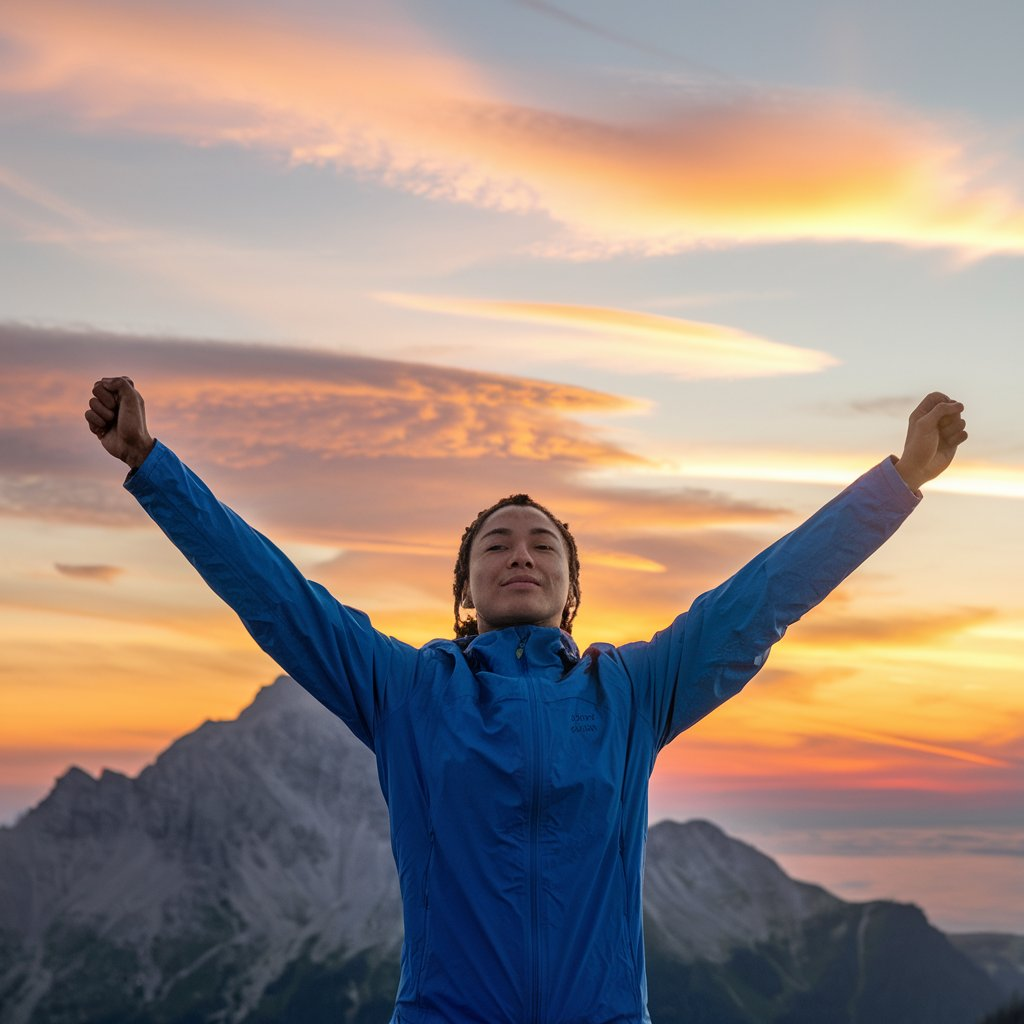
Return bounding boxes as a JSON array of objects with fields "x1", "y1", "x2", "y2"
[
  {"x1": 555, "y1": 564, "x2": 572, "y2": 597},
  {"x1": 465, "y1": 561, "x2": 488, "y2": 599}
]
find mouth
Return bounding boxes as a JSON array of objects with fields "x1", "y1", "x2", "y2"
[{"x1": 501, "y1": 576, "x2": 541, "y2": 587}]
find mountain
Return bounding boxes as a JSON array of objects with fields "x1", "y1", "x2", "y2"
[
  {"x1": 950, "y1": 934, "x2": 1024, "y2": 1005},
  {"x1": 0, "y1": 680, "x2": 402, "y2": 1024},
  {"x1": 643, "y1": 821, "x2": 1003, "y2": 1024},
  {"x1": 0, "y1": 676, "x2": 1011, "y2": 1024}
]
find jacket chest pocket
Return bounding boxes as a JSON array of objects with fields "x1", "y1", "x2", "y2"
[{"x1": 541, "y1": 695, "x2": 626, "y2": 845}]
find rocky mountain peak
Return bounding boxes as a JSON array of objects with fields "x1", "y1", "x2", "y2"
[{"x1": 644, "y1": 817, "x2": 839, "y2": 962}]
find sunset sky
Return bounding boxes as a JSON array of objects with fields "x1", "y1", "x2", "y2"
[{"x1": 1, "y1": 0, "x2": 1021, "y2": 933}]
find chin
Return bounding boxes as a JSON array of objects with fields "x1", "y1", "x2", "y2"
[{"x1": 481, "y1": 608, "x2": 561, "y2": 631}]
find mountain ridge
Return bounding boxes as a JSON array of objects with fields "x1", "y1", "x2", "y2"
[{"x1": 0, "y1": 676, "x2": 1016, "y2": 1023}]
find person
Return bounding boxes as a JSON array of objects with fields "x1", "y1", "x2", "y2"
[{"x1": 86, "y1": 378, "x2": 966, "y2": 1024}]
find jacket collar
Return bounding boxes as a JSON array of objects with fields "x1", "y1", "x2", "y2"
[{"x1": 458, "y1": 626, "x2": 580, "y2": 675}]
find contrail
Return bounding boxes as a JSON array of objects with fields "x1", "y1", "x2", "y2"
[{"x1": 502, "y1": 0, "x2": 705, "y2": 69}]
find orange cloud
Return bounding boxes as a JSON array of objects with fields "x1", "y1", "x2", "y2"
[
  {"x1": 54, "y1": 563, "x2": 124, "y2": 582},
  {"x1": 378, "y1": 294, "x2": 837, "y2": 378},
  {"x1": 4, "y1": 1, "x2": 1024, "y2": 254},
  {"x1": 1, "y1": 322, "x2": 638, "y2": 471},
  {"x1": 793, "y1": 606, "x2": 996, "y2": 649}
]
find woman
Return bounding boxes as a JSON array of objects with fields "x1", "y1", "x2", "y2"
[{"x1": 86, "y1": 378, "x2": 966, "y2": 1024}]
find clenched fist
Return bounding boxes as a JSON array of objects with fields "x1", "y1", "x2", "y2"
[
  {"x1": 85, "y1": 377, "x2": 155, "y2": 470},
  {"x1": 894, "y1": 392, "x2": 968, "y2": 493}
]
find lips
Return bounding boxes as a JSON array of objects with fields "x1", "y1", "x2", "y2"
[{"x1": 501, "y1": 575, "x2": 541, "y2": 587}]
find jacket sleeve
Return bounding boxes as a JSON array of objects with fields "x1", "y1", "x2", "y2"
[
  {"x1": 124, "y1": 440, "x2": 417, "y2": 751},
  {"x1": 617, "y1": 457, "x2": 921, "y2": 751}
]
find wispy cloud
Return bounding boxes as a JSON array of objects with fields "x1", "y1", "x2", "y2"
[
  {"x1": 378, "y1": 293, "x2": 837, "y2": 378},
  {"x1": 0, "y1": 165, "x2": 128, "y2": 246},
  {"x1": 4, "y1": 1, "x2": 1024, "y2": 255},
  {"x1": 846, "y1": 395, "x2": 921, "y2": 417},
  {"x1": 798, "y1": 721, "x2": 1012, "y2": 769},
  {"x1": 659, "y1": 711, "x2": 1022, "y2": 796},
  {"x1": 795, "y1": 606, "x2": 996, "y2": 648},
  {"x1": 746, "y1": 826, "x2": 1024, "y2": 860},
  {"x1": 54, "y1": 563, "x2": 124, "y2": 582}
]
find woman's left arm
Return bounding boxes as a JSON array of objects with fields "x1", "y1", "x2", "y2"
[{"x1": 619, "y1": 393, "x2": 967, "y2": 750}]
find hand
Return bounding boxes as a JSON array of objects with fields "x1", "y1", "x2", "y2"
[
  {"x1": 894, "y1": 392, "x2": 967, "y2": 492},
  {"x1": 85, "y1": 377, "x2": 155, "y2": 469}
]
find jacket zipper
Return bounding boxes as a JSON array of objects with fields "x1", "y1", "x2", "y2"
[
  {"x1": 519, "y1": 638, "x2": 543, "y2": 1024},
  {"x1": 415, "y1": 830, "x2": 436, "y2": 1006}
]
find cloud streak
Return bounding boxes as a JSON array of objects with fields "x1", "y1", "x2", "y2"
[
  {"x1": 0, "y1": 165, "x2": 120, "y2": 244},
  {"x1": 634, "y1": 449, "x2": 1024, "y2": 501},
  {"x1": 378, "y1": 293, "x2": 837, "y2": 378},
  {"x1": 794, "y1": 606, "x2": 996, "y2": 648},
  {"x1": 796, "y1": 720, "x2": 1012, "y2": 769},
  {"x1": 4, "y1": 1, "x2": 1024, "y2": 255},
  {"x1": 54, "y1": 563, "x2": 124, "y2": 582}
]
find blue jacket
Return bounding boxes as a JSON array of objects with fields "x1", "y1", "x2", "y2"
[{"x1": 126, "y1": 443, "x2": 918, "y2": 1023}]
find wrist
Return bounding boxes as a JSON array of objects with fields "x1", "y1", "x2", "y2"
[
  {"x1": 893, "y1": 457, "x2": 925, "y2": 494},
  {"x1": 123, "y1": 437, "x2": 155, "y2": 470}
]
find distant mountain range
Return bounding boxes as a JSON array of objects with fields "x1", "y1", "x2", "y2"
[{"x1": 1, "y1": 677, "x2": 1020, "y2": 1024}]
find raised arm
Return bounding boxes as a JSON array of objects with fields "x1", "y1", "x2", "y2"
[
  {"x1": 619, "y1": 392, "x2": 968, "y2": 751},
  {"x1": 85, "y1": 377, "x2": 416, "y2": 750}
]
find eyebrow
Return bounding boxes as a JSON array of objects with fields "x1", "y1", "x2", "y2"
[{"x1": 479, "y1": 526, "x2": 561, "y2": 542}]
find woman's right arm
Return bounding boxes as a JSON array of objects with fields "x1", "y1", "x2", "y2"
[{"x1": 86, "y1": 377, "x2": 416, "y2": 751}]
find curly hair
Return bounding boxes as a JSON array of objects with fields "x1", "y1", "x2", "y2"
[{"x1": 453, "y1": 494, "x2": 581, "y2": 638}]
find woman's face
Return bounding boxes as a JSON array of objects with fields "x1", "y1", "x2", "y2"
[{"x1": 464, "y1": 505, "x2": 571, "y2": 634}]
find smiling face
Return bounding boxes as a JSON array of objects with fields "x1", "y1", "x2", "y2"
[{"x1": 464, "y1": 504, "x2": 572, "y2": 634}]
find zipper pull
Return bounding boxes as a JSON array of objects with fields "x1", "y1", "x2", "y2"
[{"x1": 515, "y1": 644, "x2": 524, "y2": 660}]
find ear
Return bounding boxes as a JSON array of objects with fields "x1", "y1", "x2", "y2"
[{"x1": 462, "y1": 588, "x2": 474, "y2": 609}]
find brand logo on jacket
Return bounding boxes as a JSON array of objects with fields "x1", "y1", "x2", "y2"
[{"x1": 570, "y1": 711, "x2": 598, "y2": 735}]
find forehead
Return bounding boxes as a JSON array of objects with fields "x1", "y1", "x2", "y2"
[{"x1": 474, "y1": 505, "x2": 564, "y2": 546}]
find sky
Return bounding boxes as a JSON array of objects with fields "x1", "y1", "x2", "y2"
[{"x1": 1, "y1": 0, "x2": 1022, "y2": 934}]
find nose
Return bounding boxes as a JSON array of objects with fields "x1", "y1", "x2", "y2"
[{"x1": 507, "y1": 541, "x2": 534, "y2": 568}]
